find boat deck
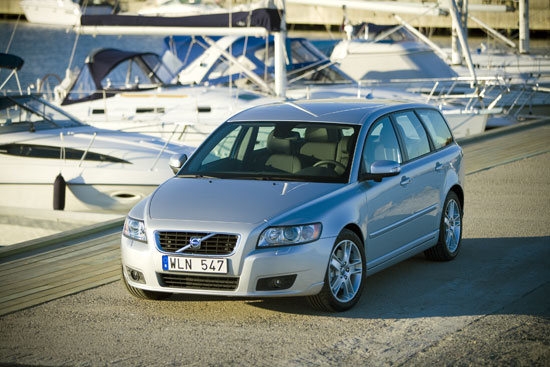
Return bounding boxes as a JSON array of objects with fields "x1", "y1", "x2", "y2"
[{"x1": 0, "y1": 118, "x2": 549, "y2": 317}]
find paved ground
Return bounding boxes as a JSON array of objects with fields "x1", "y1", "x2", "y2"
[{"x1": 0, "y1": 143, "x2": 548, "y2": 366}]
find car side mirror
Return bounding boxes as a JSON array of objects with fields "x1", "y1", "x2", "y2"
[
  {"x1": 360, "y1": 160, "x2": 401, "y2": 182},
  {"x1": 169, "y1": 153, "x2": 188, "y2": 174}
]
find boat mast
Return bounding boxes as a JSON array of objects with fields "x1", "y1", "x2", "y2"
[
  {"x1": 274, "y1": 0, "x2": 287, "y2": 98},
  {"x1": 519, "y1": 0, "x2": 530, "y2": 54},
  {"x1": 448, "y1": 0, "x2": 477, "y2": 85}
]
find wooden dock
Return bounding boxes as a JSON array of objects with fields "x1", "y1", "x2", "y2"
[
  {"x1": 0, "y1": 119, "x2": 548, "y2": 317},
  {"x1": 0, "y1": 220, "x2": 123, "y2": 316}
]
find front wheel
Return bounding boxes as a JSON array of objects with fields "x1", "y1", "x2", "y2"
[
  {"x1": 308, "y1": 229, "x2": 366, "y2": 312},
  {"x1": 424, "y1": 191, "x2": 463, "y2": 261}
]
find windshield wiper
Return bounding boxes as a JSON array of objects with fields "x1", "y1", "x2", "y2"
[
  {"x1": 253, "y1": 175, "x2": 305, "y2": 182},
  {"x1": 176, "y1": 174, "x2": 221, "y2": 179}
]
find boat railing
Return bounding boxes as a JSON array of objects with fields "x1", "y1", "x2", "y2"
[
  {"x1": 358, "y1": 73, "x2": 550, "y2": 117},
  {"x1": 59, "y1": 127, "x2": 175, "y2": 172}
]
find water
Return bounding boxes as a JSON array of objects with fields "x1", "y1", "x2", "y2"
[
  {"x1": 1, "y1": 20, "x2": 549, "y2": 92},
  {"x1": 0, "y1": 20, "x2": 167, "y2": 91}
]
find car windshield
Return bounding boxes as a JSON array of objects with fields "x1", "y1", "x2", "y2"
[
  {"x1": 0, "y1": 95, "x2": 84, "y2": 133},
  {"x1": 180, "y1": 121, "x2": 359, "y2": 183}
]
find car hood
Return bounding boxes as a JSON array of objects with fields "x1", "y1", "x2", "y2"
[{"x1": 148, "y1": 178, "x2": 343, "y2": 224}]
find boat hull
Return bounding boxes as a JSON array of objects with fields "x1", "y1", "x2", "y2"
[
  {"x1": 0, "y1": 182, "x2": 157, "y2": 213},
  {"x1": 20, "y1": 0, "x2": 115, "y2": 26},
  {"x1": 443, "y1": 110, "x2": 488, "y2": 138}
]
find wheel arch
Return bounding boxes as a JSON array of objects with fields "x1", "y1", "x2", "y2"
[
  {"x1": 342, "y1": 223, "x2": 364, "y2": 246},
  {"x1": 449, "y1": 184, "x2": 464, "y2": 213}
]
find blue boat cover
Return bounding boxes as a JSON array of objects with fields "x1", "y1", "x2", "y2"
[
  {"x1": 81, "y1": 8, "x2": 282, "y2": 32},
  {"x1": 0, "y1": 53, "x2": 24, "y2": 71},
  {"x1": 61, "y1": 48, "x2": 175, "y2": 105}
]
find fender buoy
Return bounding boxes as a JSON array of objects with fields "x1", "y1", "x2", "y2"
[{"x1": 53, "y1": 174, "x2": 66, "y2": 210}]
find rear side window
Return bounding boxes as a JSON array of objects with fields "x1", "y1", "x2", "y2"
[
  {"x1": 392, "y1": 111, "x2": 431, "y2": 161},
  {"x1": 417, "y1": 109, "x2": 453, "y2": 149}
]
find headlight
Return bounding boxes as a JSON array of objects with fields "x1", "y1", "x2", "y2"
[
  {"x1": 258, "y1": 223, "x2": 322, "y2": 248},
  {"x1": 123, "y1": 217, "x2": 147, "y2": 242}
]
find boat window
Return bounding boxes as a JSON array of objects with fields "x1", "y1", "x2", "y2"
[
  {"x1": 63, "y1": 53, "x2": 172, "y2": 104},
  {"x1": 287, "y1": 40, "x2": 352, "y2": 85},
  {"x1": 0, "y1": 143, "x2": 129, "y2": 163},
  {"x1": 208, "y1": 55, "x2": 256, "y2": 81},
  {"x1": 0, "y1": 96, "x2": 82, "y2": 132},
  {"x1": 101, "y1": 59, "x2": 156, "y2": 90},
  {"x1": 254, "y1": 45, "x2": 274, "y2": 68},
  {"x1": 141, "y1": 53, "x2": 177, "y2": 84},
  {"x1": 290, "y1": 40, "x2": 320, "y2": 64},
  {"x1": 64, "y1": 69, "x2": 97, "y2": 102}
]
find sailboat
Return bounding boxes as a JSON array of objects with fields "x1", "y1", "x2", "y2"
[
  {"x1": 52, "y1": 47, "x2": 280, "y2": 147},
  {"x1": 158, "y1": 32, "x2": 491, "y2": 138},
  {"x1": 52, "y1": 2, "x2": 489, "y2": 140},
  {"x1": 1, "y1": 52, "x2": 194, "y2": 213},
  {"x1": 287, "y1": 0, "x2": 549, "y2": 125}
]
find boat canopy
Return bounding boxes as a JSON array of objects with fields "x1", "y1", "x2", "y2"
[
  {"x1": 81, "y1": 7, "x2": 282, "y2": 32},
  {"x1": 162, "y1": 35, "x2": 355, "y2": 89},
  {"x1": 60, "y1": 48, "x2": 177, "y2": 105},
  {"x1": 0, "y1": 53, "x2": 25, "y2": 92},
  {"x1": 162, "y1": 35, "x2": 222, "y2": 73},
  {"x1": 0, "y1": 53, "x2": 24, "y2": 71}
]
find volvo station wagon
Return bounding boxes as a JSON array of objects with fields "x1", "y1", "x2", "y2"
[{"x1": 121, "y1": 99, "x2": 464, "y2": 312}]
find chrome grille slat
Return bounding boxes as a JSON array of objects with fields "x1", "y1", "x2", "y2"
[
  {"x1": 159, "y1": 273, "x2": 239, "y2": 291},
  {"x1": 157, "y1": 232, "x2": 238, "y2": 255}
]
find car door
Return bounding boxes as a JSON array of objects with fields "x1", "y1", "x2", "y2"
[
  {"x1": 361, "y1": 111, "x2": 440, "y2": 270},
  {"x1": 361, "y1": 116, "x2": 409, "y2": 267},
  {"x1": 390, "y1": 110, "x2": 442, "y2": 245}
]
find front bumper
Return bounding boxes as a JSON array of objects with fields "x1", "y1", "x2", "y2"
[{"x1": 121, "y1": 235, "x2": 335, "y2": 298}]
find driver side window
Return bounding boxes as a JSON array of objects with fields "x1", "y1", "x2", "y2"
[{"x1": 362, "y1": 117, "x2": 401, "y2": 174}]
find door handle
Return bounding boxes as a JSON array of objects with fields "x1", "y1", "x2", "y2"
[
  {"x1": 435, "y1": 162, "x2": 444, "y2": 171},
  {"x1": 400, "y1": 176, "x2": 411, "y2": 186}
]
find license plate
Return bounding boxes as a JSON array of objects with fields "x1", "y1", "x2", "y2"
[{"x1": 162, "y1": 255, "x2": 227, "y2": 274}]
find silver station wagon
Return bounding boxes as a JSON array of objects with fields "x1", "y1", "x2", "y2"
[{"x1": 121, "y1": 99, "x2": 464, "y2": 312}]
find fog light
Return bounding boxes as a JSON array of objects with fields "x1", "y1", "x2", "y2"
[
  {"x1": 256, "y1": 274, "x2": 297, "y2": 291},
  {"x1": 126, "y1": 267, "x2": 145, "y2": 284}
]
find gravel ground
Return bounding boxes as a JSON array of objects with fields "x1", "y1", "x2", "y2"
[{"x1": 0, "y1": 152, "x2": 548, "y2": 367}]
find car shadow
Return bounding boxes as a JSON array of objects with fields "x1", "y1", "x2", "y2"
[{"x1": 243, "y1": 236, "x2": 550, "y2": 318}]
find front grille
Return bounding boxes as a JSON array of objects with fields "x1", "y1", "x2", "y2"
[
  {"x1": 157, "y1": 232, "x2": 238, "y2": 255},
  {"x1": 159, "y1": 273, "x2": 239, "y2": 291}
]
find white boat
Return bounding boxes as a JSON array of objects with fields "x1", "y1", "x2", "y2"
[
  {"x1": 328, "y1": 23, "x2": 458, "y2": 83},
  {"x1": 306, "y1": 0, "x2": 549, "y2": 126},
  {"x1": 450, "y1": 44, "x2": 550, "y2": 120},
  {"x1": 19, "y1": 0, "x2": 117, "y2": 26},
  {"x1": 135, "y1": 0, "x2": 277, "y2": 16},
  {"x1": 162, "y1": 33, "x2": 489, "y2": 138},
  {"x1": 0, "y1": 53, "x2": 193, "y2": 213},
  {"x1": 52, "y1": 48, "x2": 280, "y2": 147},
  {"x1": 136, "y1": 0, "x2": 224, "y2": 17},
  {"x1": 55, "y1": 5, "x2": 487, "y2": 141}
]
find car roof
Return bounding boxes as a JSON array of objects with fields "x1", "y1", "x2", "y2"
[{"x1": 226, "y1": 98, "x2": 438, "y2": 125}]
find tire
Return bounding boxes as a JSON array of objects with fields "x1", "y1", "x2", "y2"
[
  {"x1": 308, "y1": 229, "x2": 366, "y2": 312},
  {"x1": 424, "y1": 191, "x2": 463, "y2": 261},
  {"x1": 121, "y1": 267, "x2": 172, "y2": 300}
]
